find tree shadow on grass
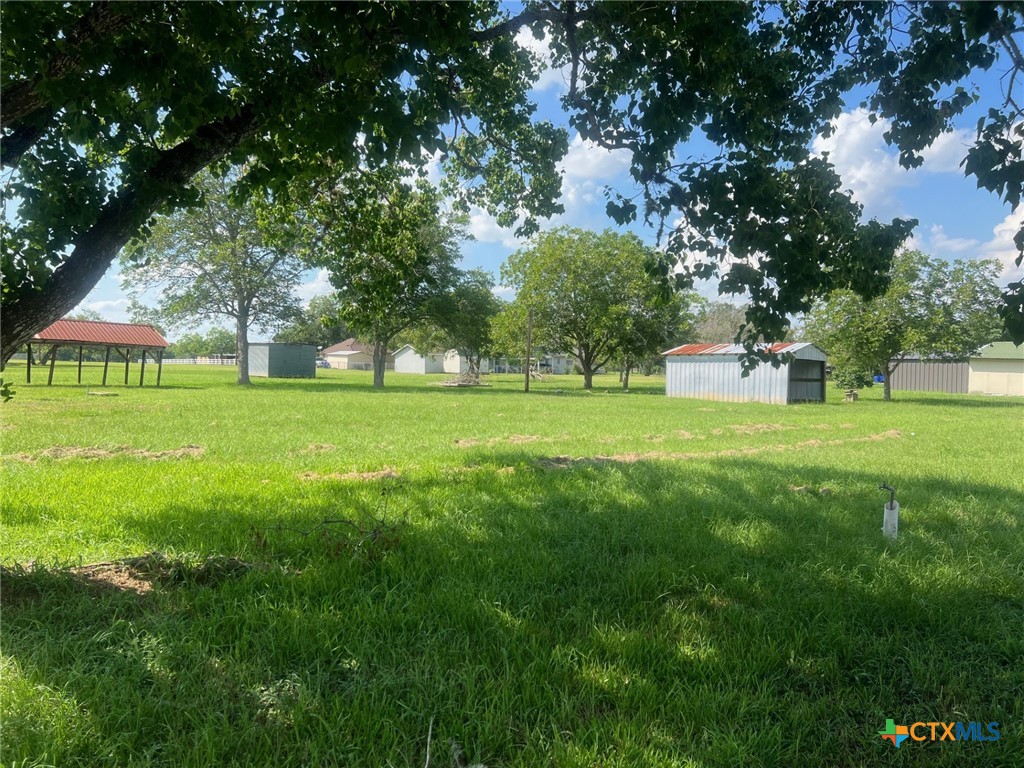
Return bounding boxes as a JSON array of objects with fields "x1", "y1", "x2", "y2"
[
  {"x1": 249, "y1": 375, "x2": 663, "y2": 399},
  {"x1": 3, "y1": 457, "x2": 1022, "y2": 767},
  {"x1": 887, "y1": 393, "x2": 1024, "y2": 408},
  {"x1": 16, "y1": 382, "x2": 205, "y2": 392}
]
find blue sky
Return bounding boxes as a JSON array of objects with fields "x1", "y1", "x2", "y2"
[{"x1": 77, "y1": 25, "x2": 1023, "y2": 341}]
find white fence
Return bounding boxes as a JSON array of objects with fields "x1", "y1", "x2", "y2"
[{"x1": 160, "y1": 357, "x2": 236, "y2": 365}]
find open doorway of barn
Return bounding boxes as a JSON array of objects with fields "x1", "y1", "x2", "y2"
[{"x1": 787, "y1": 359, "x2": 826, "y2": 403}]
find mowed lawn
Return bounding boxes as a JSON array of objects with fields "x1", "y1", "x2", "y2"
[{"x1": 2, "y1": 363, "x2": 1022, "y2": 767}]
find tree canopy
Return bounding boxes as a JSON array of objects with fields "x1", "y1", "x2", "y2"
[
  {"x1": 3, "y1": 1, "x2": 1023, "y2": 365},
  {"x1": 273, "y1": 295, "x2": 349, "y2": 351},
  {"x1": 170, "y1": 328, "x2": 236, "y2": 360},
  {"x1": 400, "y1": 269, "x2": 504, "y2": 376},
  {"x1": 498, "y1": 227, "x2": 689, "y2": 389},
  {"x1": 309, "y1": 172, "x2": 464, "y2": 388},
  {"x1": 120, "y1": 172, "x2": 304, "y2": 385},
  {"x1": 805, "y1": 250, "x2": 1004, "y2": 399}
]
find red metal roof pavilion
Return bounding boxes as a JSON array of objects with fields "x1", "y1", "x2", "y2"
[{"x1": 28, "y1": 318, "x2": 169, "y2": 387}]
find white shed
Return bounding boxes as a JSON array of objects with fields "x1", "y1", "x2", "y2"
[
  {"x1": 321, "y1": 338, "x2": 393, "y2": 371},
  {"x1": 443, "y1": 350, "x2": 491, "y2": 374},
  {"x1": 540, "y1": 353, "x2": 574, "y2": 375},
  {"x1": 664, "y1": 343, "x2": 827, "y2": 404},
  {"x1": 969, "y1": 342, "x2": 1024, "y2": 396},
  {"x1": 394, "y1": 344, "x2": 446, "y2": 374}
]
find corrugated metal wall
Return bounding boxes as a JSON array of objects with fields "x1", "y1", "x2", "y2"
[
  {"x1": 666, "y1": 349, "x2": 826, "y2": 404},
  {"x1": 249, "y1": 344, "x2": 270, "y2": 376},
  {"x1": 250, "y1": 344, "x2": 315, "y2": 378},
  {"x1": 666, "y1": 357, "x2": 791, "y2": 404},
  {"x1": 268, "y1": 344, "x2": 315, "y2": 378},
  {"x1": 890, "y1": 360, "x2": 968, "y2": 393}
]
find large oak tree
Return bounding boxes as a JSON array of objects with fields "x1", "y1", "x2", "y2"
[
  {"x1": 499, "y1": 227, "x2": 686, "y2": 389},
  {"x1": 309, "y1": 172, "x2": 464, "y2": 389},
  {"x1": 120, "y1": 172, "x2": 305, "y2": 385},
  {"x1": 4, "y1": 2, "x2": 1023, "y2": 366}
]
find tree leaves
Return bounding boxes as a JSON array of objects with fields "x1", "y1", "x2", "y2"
[{"x1": 805, "y1": 251, "x2": 1005, "y2": 395}]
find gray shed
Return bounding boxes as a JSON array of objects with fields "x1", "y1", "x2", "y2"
[
  {"x1": 248, "y1": 343, "x2": 316, "y2": 378},
  {"x1": 889, "y1": 358, "x2": 968, "y2": 394},
  {"x1": 663, "y1": 342, "x2": 827, "y2": 404}
]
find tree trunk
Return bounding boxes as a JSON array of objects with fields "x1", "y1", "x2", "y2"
[
  {"x1": 236, "y1": 311, "x2": 250, "y2": 385},
  {"x1": 883, "y1": 363, "x2": 892, "y2": 402},
  {"x1": 582, "y1": 361, "x2": 594, "y2": 390},
  {"x1": 622, "y1": 364, "x2": 631, "y2": 390},
  {"x1": 373, "y1": 340, "x2": 387, "y2": 389}
]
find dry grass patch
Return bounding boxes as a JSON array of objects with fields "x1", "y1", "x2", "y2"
[
  {"x1": 7, "y1": 444, "x2": 204, "y2": 462},
  {"x1": 533, "y1": 430, "x2": 904, "y2": 470},
  {"x1": 455, "y1": 434, "x2": 543, "y2": 448},
  {"x1": 729, "y1": 423, "x2": 793, "y2": 435},
  {"x1": 298, "y1": 468, "x2": 399, "y2": 482},
  {"x1": 300, "y1": 443, "x2": 336, "y2": 454},
  {"x1": 0, "y1": 554, "x2": 263, "y2": 606}
]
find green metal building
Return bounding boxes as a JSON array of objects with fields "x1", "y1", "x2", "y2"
[{"x1": 248, "y1": 343, "x2": 316, "y2": 378}]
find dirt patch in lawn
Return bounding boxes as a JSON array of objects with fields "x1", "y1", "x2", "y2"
[
  {"x1": 71, "y1": 561, "x2": 157, "y2": 596},
  {"x1": 533, "y1": 430, "x2": 903, "y2": 470},
  {"x1": 729, "y1": 423, "x2": 793, "y2": 435},
  {"x1": 301, "y1": 443, "x2": 336, "y2": 454},
  {"x1": 8, "y1": 444, "x2": 205, "y2": 462},
  {"x1": 506, "y1": 434, "x2": 542, "y2": 445},
  {"x1": 1, "y1": 554, "x2": 264, "y2": 606},
  {"x1": 455, "y1": 434, "x2": 543, "y2": 448},
  {"x1": 299, "y1": 468, "x2": 399, "y2": 482}
]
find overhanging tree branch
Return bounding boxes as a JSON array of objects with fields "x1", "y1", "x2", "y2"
[{"x1": 1, "y1": 105, "x2": 260, "y2": 361}]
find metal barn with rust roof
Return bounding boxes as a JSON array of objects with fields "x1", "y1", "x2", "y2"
[
  {"x1": 663, "y1": 342, "x2": 827, "y2": 404},
  {"x1": 29, "y1": 318, "x2": 169, "y2": 386}
]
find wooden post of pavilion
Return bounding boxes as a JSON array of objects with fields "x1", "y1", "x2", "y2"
[
  {"x1": 139, "y1": 349, "x2": 147, "y2": 386},
  {"x1": 26, "y1": 344, "x2": 31, "y2": 384},
  {"x1": 102, "y1": 347, "x2": 111, "y2": 385},
  {"x1": 77, "y1": 345, "x2": 84, "y2": 384},
  {"x1": 156, "y1": 349, "x2": 164, "y2": 387},
  {"x1": 47, "y1": 345, "x2": 58, "y2": 385},
  {"x1": 124, "y1": 347, "x2": 130, "y2": 385}
]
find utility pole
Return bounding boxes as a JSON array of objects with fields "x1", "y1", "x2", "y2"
[{"x1": 524, "y1": 308, "x2": 533, "y2": 393}]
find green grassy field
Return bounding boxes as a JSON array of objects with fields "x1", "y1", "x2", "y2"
[{"x1": 2, "y1": 363, "x2": 1022, "y2": 767}]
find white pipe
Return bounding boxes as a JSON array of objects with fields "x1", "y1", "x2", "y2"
[{"x1": 882, "y1": 501, "x2": 900, "y2": 540}]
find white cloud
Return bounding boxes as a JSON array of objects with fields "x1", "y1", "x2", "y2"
[
  {"x1": 491, "y1": 284, "x2": 516, "y2": 300},
  {"x1": 467, "y1": 206, "x2": 526, "y2": 249},
  {"x1": 84, "y1": 298, "x2": 130, "y2": 314},
  {"x1": 295, "y1": 269, "x2": 334, "y2": 304},
  {"x1": 812, "y1": 109, "x2": 911, "y2": 214},
  {"x1": 812, "y1": 109, "x2": 972, "y2": 217},
  {"x1": 559, "y1": 133, "x2": 631, "y2": 182},
  {"x1": 979, "y1": 208, "x2": 1024, "y2": 283},
  {"x1": 927, "y1": 223, "x2": 980, "y2": 254},
  {"x1": 515, "y1": 29, "x2": 570, "y2": 93},
  {"x1": 918, "y1": 128, "x2": 973, "y2": 173},
  {"x1": 422, "y1": 148, "x2": 444, "y2": 185},
  {"x1": 71, "y1": 297, "x2": 131, "y2": 323}
]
